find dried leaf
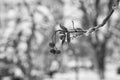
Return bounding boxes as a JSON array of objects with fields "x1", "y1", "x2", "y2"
[
  {"x1": 60, "y1": 24, "x2": 68, "y2": 31},
  {"x1": 67, "y1": 32, "x2": 70, "y2": 43},
  {"x1": 60, "y1": 35, "x2": 65, "y2": 40},
  {"x1": 59, "y1": 31, "x2": 65, "y2": 34},
  {"x1": 62, "y1": 39, "x2": 65, "y2": 45},
  {"x1": 61, "y1": 34, "x2": 66, "y2": 45}
]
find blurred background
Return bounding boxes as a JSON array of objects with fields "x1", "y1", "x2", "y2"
[{"x1": 0, "y1": 0, "x2": 120, "y2": 80}]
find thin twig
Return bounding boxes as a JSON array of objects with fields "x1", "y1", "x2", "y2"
[{"x1": 85, "y1": 0, "x2": 119, "y2": 36}]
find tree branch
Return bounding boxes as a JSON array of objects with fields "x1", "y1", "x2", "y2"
[{"x1": 85, "y1": 0, "x2": 119, "y2": 36}]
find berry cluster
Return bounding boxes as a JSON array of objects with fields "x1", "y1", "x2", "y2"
[
  {"x1": 48, "y1": 23, "x2": 86, "y2": 54},
  {"x1": 49, "y1": 42, "x2": 61, "y2": 54}
]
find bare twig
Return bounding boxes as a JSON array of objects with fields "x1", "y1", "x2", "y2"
[{"x1": 85, "y1": 0, "x2": 120, "y2": 36}]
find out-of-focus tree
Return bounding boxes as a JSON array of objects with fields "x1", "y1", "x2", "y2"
[
  {"x1": 0, "y1": 0, "x2": 64, "y2": 80},
  {"x1": 80, "y1": 0, "x2": 120, "y2": 79}
]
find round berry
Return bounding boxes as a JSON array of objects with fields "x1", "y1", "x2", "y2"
[
  {"x1": 50, "y1": 49, "x2": 56, "y2": 54},
  {"x1": 49, "y1": 42, "x2": 55, "y2": 48},
  {"x1": 56, "y1": 50, "x2": 61, "y2": 54}
]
